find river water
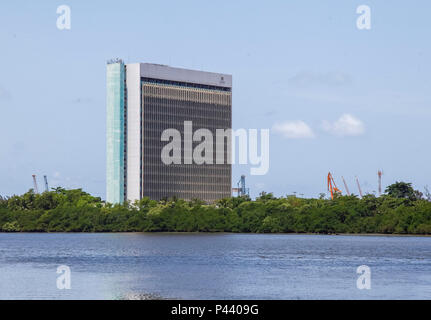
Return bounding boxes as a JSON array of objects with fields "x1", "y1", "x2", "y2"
[{"x1": 0, "y1": 233, "x2": 429, "y2": 299}]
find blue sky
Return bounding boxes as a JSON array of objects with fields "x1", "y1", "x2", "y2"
[{"x1": 0, "y1": 0, "x2": 430, "y2": 199}]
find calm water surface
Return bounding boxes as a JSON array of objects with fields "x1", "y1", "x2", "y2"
[{"x1": 0, "y1": 233, "x2": 430, "y2": 299}]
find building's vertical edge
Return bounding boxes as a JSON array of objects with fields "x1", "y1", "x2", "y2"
[
  {"x1": 125, "y1": 63, "x2": 142, "y2": 203},
  {"x1": 106, "y1": 61, "x2": 125, "y2": 204},
  {"x1": 228, "y1": 80, "x2": 233, "y2": 199},
  {"x1": 123, "y1": 66, "x2": 128, "y2": 201}
]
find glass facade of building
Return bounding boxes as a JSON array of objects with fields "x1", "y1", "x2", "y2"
[
  {"x1": 106, "y1": 61, "x2": 125, "y2": 204},
  {"x1": 141, "y1": 78, "x2": 232, "y2": 202},
  {"x1": 107, "y1": 62, "x2": 232, "y2": 204}
]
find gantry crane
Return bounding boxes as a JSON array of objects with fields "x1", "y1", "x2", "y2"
[
  {"x1": 232, "y1": 175, "x2": 250, "y2": 197},
  {"x1": 355, "y1": 176, "x2": 363, "y2": 198},
  {"x1": 342, "y1": 176, "x2": 351, "y2": 196},
  {"x1": 378, "y1": 170, "x2": 383, "y2": 196},
  {"x1": 32, "y1": 174, "x2": 39, "y2": 194},
  {"x1": 44, "y1": 175, "x2": 49, "y2": 193},
  {"x1": 327, "y1": 172, "x2": 341, "y2": 200}
]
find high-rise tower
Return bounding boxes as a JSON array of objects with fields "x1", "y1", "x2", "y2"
[
  {"x1": 106, "y1": 61, "x2": 232, "y2": 204},
  {"x1": 106, "y1": 59, "x2": 125, "y2": 204}
]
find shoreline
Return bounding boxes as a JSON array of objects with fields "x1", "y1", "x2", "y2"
[{"x1": 0, "y1": 231, "x2": 429, "y2": 237}]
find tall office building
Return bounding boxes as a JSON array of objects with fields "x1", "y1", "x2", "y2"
[{"x1": 106, "y1": 60, "x2": 232, "y2": 204}]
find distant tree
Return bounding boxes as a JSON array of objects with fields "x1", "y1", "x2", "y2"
[
  {"x1": 135, "y1": 197, "x2": 157, "y2": 210},
  {"x1": 2, "y1": 221, "x2": 20, "y2": 232},
  {"x1": 189, "y1": 198, "x2": 205, "y2": 207},
  {"x1": 257, "y1": 191, "x2": 276, "y2": 201},
  {"x1": 159, "y1": 197, "x2": 169, "y2": 205},
  {"x1": 414, "y1": 190, "x2": 424, "y2": 201},
  {"x1": 385, "y1": 182, "x2": 418, "y2": 200},
  {"x1": 215, "y1": 196, "x2": 250, "y2": 209},
  {"x1": 0, "y1": 195, "x2": 8, "y2": 209},
  {"x1": 53, "y1": 187, "x2": 66, "y2": 194}
]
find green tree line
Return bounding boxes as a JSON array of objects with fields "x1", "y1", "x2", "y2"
[{"x1": 0, "y1": 182, "x2": 430, "y2": 234}]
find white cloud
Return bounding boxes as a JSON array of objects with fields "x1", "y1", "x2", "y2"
[
  {"x1": 322, "y1": 114, "x2": 365, "y2": 136},
  {"x1": 273, "y1": 121, "x2": 315, "y2": 139}
]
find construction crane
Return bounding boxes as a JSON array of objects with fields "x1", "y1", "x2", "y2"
[
  {"x1": 327, "y1": 172, "x2": 341, "y2": 200},
  {"x1": 342, "y1": 176, "x2": 351, "y2": 196},
  {"x1": 32, "y1": 174, "x2": 39, "y2": 194},
  {"x1": 232, "y1": 175, "x2": 250, "y2": 197},
  {"x1": 378, "y1": 170, "x2": 383, "y2": 196},
  {"x1": 355, "y1": 176, "x2": 363, "y2": 198},
  {"x1": 44, "y1": 175, "x2": 49, "y2": 193}
]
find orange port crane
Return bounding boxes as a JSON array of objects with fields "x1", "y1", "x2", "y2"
[{"x1": 327, "y1": 172, "x2": 341, "y2": 200}]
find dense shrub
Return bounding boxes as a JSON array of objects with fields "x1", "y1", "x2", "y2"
[{"x1": 0, "y1": 185, "x2": 430, "y2": 234}]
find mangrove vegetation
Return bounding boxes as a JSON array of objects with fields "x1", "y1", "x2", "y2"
[{"x1": 0, "y1": 182, "x2": 430, "y2": 234}]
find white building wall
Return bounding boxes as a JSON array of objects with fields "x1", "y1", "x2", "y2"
[{"x1": 125, "y1": 63, "x2": 141, "y2": 203}]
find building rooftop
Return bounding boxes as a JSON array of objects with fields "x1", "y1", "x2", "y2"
[{"x1": 126, "y1": 62, "x2": 232, "y2": 88}]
